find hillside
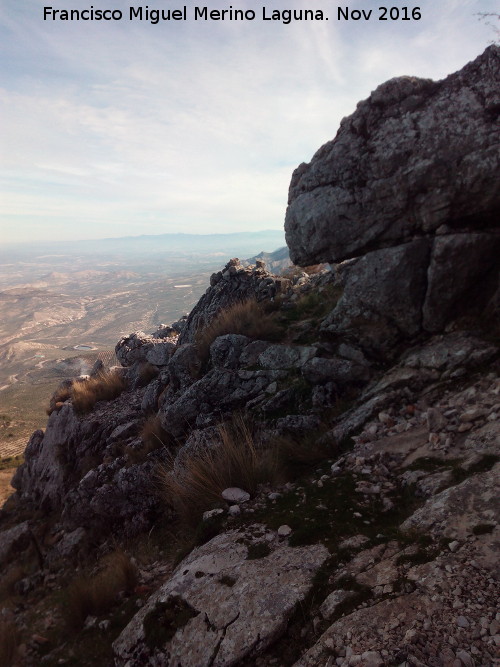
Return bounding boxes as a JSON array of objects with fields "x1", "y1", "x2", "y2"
[
  {"x1": 0, "y1": 233, "x2": 286, "y2": 460},
  {"x1": 0, "y1": 47, "x2": 499, "y2": 667}
]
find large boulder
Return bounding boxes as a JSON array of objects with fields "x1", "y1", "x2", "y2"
[
  {"x1": 285, "y1": 46, "x2": 500, "y2": 265},
  {"x1": 113, "y1": 528, "x2": 328, "y2": 666},
  {"x1": 285, "y1": 46, "x2": 500, "y2": 352}
]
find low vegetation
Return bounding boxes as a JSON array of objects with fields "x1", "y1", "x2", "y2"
[
  {"x1": 0, "y1": 618, "x2": 21, "y2": 667},
  {"x1": 63, "y1": 549, "x2": 138, "y2": 632},
  {"x1": 47, "y1": 370, "x2": 128, "y2": 416},
  {"x1": 158, "y1": 415, "x2": 279, "y2": 526},
  {"x1": 72, "y1": 370, "x2": 128, "y2": 414},
  {"x1": 195, "y1": 298, "x2": 282, "y2": 361},
  {"x1": 126, "y1": 414, "x2": 173, "y2": 465}
]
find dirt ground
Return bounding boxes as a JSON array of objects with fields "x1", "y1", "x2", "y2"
[{"x1": 0, "y1": 467, "x2": 16, "y2": 507}]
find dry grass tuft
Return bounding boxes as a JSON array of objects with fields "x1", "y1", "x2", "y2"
[
  {"x1": 126, "y1": 414, "x2": 173, "y2": 465},
  {"x1": 71, "y1": 370, "x2": 128, "y2": 414},
  {"x1": 64, "y1": 549, "x2": 138, "y2": 632},
  {"x1": 0, "y1": 619, "x2": 21, "y2": 667},
  {"x1": 158, "y1": 415, "x2": 279, "y2": 526},
  {"x1": 141, "y1": 413, "x2": 171, "y2": 450},
  {"x1": 46, "y1": 383, "x2": 73, "y2": 415},
  {"x1": 195, "y1": 298, "x2": 282, "y2": 361}
]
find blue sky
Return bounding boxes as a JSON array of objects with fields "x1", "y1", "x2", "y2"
[{"x1": 0, "y1": 0, "x2": 497, "y2": 243}]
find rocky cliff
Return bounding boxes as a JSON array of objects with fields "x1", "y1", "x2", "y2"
[
  {"x1": 286, "y1": 44, "x2": 500, "y2": 355},
  {"x1": 0, "y1": 48, "x2": 499, "y2": 667}
]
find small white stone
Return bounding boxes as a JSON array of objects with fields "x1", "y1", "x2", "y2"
[
  {"x1": 448, "y1": 540, "x2": 460, "y2": 552},
  {"x1": 203, "y1": 508, "x2": 224, "y2": 521},
  {"x1": 459, "y1": 408, "x2": 486, "y2": 422},
  {"x1": 277, "y1": 525, "x2": 292, "y2": 537},
  {"x1": 221, "y1": 487, "x2": 250, "y2": 503},
  {"x1": 228, "y1": 505, "x2": 241, "y2": 516}
]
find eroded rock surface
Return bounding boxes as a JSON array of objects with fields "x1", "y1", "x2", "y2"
[
  {"x1": 114, "y1": 528, "x2": 328, "y2": 666},
  {"x1": 286, "y1": 46, "x2": 500, "y2": 353},
  {"x1": 286, "y1": 46, "x2": 500, "y2": 265}
]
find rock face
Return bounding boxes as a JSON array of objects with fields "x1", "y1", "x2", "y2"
[
  {"x1": 286, "y1": 46, "x2": 500, "y2": 265},
  {"x1": 286, "y1": 46, "x2": 500, "y2": 352},
  {"x1": 114, "y1": 528, "x2": 328, "y2": 666}
]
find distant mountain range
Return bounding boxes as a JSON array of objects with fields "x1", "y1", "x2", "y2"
[
  {"x1": 243, "y1": 246, "x2": 291, "y2": 273},
  {"x1": 0, "y1": 230, "x2": 286, "y2": 260}
]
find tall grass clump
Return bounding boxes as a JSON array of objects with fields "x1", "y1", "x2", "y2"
[
  {"x1": 158, "y1": 415, "x2": 279, "y2": 526},
  {"x1": 195, "y1": 298, "x2": 282, "y2": 362},
  {"x1": 0, "y1": 619, "x2": 21, "y2": 667},
  {"x1": 71, "y1": 370, "x2": 127, "y2": 414},
  {"x1": 126, "y1": 414, "x2": 173, "y2": 465},
  {"x1": 64, "y1": 549, "x2": 138, "y2": 632}
]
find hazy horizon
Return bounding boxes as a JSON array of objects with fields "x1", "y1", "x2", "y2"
[
  {"x1": 0, "y1": 228, "x2": 286, "y2": 248},
  {"x1": 1, "y1": 1, "x2": 498, "y2": 244}
]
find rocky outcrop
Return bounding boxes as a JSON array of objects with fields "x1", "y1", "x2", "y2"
[
  {"x1": 114, "y1": 528, "x2": 328, "y2": 666},
  {"x1": 178, "y1": 258, "x2": 291, "y2": 345},
  {"x1": 286, "y1": 46, "x2": 500, "y2": 353},
  {"x1": 286, "y1": 46, "x2": 500, "y2": 265},
  {"x1": 242, "y1": 246, "x2": 292, "y2": 274}
]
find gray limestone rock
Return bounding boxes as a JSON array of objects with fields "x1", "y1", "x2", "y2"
[
  {"x1": 146, "y1": 341, "x2": 176, "y2": 366},
  {"x1": 210, "y1": 334, "x2": 251, "y2": 369},
  {"x1": 115, "y1": 331, "x2": 156, "y2": 367},
  {"x1": 258, "y1": 344, "x2": 316, "y2": 370},
  {"x1": 401, "y1": 464, "x2": 500, "y2": 539},
  {"x1": 159, "y1": 368, "x2": 286, "y2": 438},
  {"x1": 423, "y1": 233, "x2": 500, "y2": 332},
  {"x1": 320, "y1": 589, "x2": 358, "y2": 620},
  {"x1": 286, "y1": 47, "x2": 500, "y2": 266},
  {"x1": 321, "y1": 240, "x2": 431, "y2": 354},
  {"x1": 113, "y1": 529, "x2": 328, "y2": 666},
  {"x1": 302, "y1": 356, "x2": 369, "y2": 385}
]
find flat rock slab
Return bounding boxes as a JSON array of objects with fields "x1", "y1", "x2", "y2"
[
  {"x1": 401, "y1": 464, "x2": 500, "y2": 540},
  {"x1": 114, "y1": 528, "x2": 328, "y2": 666}
]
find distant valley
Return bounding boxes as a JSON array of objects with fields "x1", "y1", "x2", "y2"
[{"x1": 0, "y1": 231, "x2": 287, "y2": 456}]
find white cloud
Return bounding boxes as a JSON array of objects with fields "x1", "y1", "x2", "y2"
[{"x1": 1, "y1": 0, "x2": 498, "y2": 242}]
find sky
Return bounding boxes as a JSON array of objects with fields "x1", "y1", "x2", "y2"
[{"x1": 0, "y1": 0, "x2": 498, "y2": 244}]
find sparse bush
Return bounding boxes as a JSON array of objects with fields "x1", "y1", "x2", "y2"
[
  {"x1": 158, "y1": 415, "x2": 279, "y2": 526},
  {"x1": 279, "y1": 285, "x2": 343, "y2": 326},
  {"x1": 46, "y1": 383, "x2": 73, "y2": 415},
  {"x1": 141, "y1": 413, "x2": 171, "y2": 450},
  {"x1": 126, "y1": 414, "x2": 173, "y2": 465},
  {"x1": 0, "y1": 619, "x2": 21, "y2": 667},
  {"x1": 71, "y1": 370, "x2": 128, "y2": 414},
  {"x1": 47, "y1": 370, "x2": 128, "y2": 416},
  {"x1": 64, "y1": 549, "x2": 138, "y2": 631},
  {"x1": 195, "y1": 298, "x2": 282, "y2": 362}
]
